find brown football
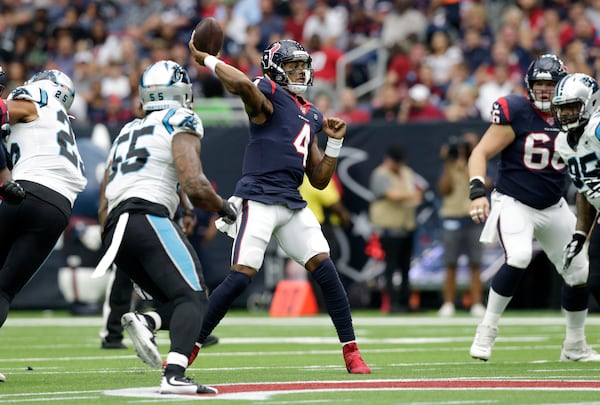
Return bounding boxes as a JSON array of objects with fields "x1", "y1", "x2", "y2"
[{"x1": 191, "y1": 17, "x2": 224, "y2": 55}]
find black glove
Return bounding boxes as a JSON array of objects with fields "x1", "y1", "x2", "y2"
[
  {"x1": 469, "y1": 177, "x2": 486, "y2": 200},
  {"x1": 562, "y1": 231, "x2": 587, "y2": 271},
  {"x1": 218, "y1": 198, "x2": 238, "y2": 225},
  {"x1": 0, "y1": 123, "x2": 10, "y2": 140},
  {"x1": 0, "y1": 181, "x2": 26, "y2": 204}
]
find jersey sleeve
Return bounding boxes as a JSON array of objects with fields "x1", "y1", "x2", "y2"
[
  {"x1": 163, "y1": 108, "x2": 204, "y2": 139},
  {"x1": 489, "y1": 96, "x2": 512, "y2": 125}
]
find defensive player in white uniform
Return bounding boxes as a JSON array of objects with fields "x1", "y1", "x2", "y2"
[
  {"x1": 0, "y1": 70, "x2": 87, "y2": 381},
  {"x1": 96, "y1": 60, "x2": 236, "y2": 395},
  {"x1": 552, "y1": 72, "x2": 600, "y2": 312}
]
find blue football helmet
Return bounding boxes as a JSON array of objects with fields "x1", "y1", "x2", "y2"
[
  {"x1": 524, "y1": 54, "x2": 568, "y2": 112},
  {"x1": 261, "y1": 40, "x2": 314, "y2": 95}
]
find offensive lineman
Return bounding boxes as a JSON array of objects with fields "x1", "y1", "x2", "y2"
[
  {"x1": 96, "y1": 60, "x2": 236, "y2": 394},
  {"x1": 467, "y1": 54, "x2": 600, "y2": 362}
]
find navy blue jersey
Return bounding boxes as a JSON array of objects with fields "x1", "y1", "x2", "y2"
[
  {"x1": 234, "y1": 77, "x2": 323, "y2": 209},
  {"x1": 492, "y1": 94, "x2": 568, "y2": 209}
]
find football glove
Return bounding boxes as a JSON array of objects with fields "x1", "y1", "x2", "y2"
[
  {"x1": 562, "y1": 231, "x2": 587, "y2": 272},
  {"x1": 0, "y1": 123, "x2": 9, "y2": 140},
  {"x1": 0, "y1": 181, "x2": 26, "y2": 204},
  {"x1": 218, "y1": 198, "x2": 238, "y2": 225}
]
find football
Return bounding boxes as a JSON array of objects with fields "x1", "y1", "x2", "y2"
[{"x1": 191, "y1": 17, "x2": 224, "y2": 56}]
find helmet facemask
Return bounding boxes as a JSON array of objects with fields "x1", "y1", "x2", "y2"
[
  {"x1": 262, "y1": 40, "x2": 314, "y2": 95},
  {"x1": 552, "y1": 73, "x2": 600, "y2": 136},
  {"x1": 525, "y1": 54, "x2": 567, "y2": 113},
  {"x1": 552, "y1": 100, "x2": 585, "y2": 132}
]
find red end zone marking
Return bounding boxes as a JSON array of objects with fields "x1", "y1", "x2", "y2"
[{"x1": 213, "y1": 380, "x2": 600, "y2": 393}]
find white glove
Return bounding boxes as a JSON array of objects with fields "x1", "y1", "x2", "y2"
[{"x1": 215, "y1": 196, "x2": 242, "y2": 238}]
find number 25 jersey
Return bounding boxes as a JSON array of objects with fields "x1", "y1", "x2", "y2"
[{"x1": 6, "y1": 83, "x2": 87, "y2": 206}]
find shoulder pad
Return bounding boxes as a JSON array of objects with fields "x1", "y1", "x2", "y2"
[
  {"x1": 8, "y1": 85, "x2": 48, "y2": 106},
  {"x1": 163, "y1": 107, "x2": 204, "y2": 138}
]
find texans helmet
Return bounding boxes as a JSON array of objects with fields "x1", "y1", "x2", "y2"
[
  {"x1": 139, "y1": 60, "x2": 193, "y2": 111},
  {"x1": 524, "y1": 54, "x2": 568, "y2": 112},
  {"x1": 25, "y1": 69, "x2": 75, "y2": 111},
  {"x1": 261, "y1": 40, "x2": 314, "y2": 95},
  {"x1": 552, "y1": 73, "x2": 600, "y2": 135}
]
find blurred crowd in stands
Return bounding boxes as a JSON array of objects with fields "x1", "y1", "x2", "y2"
[{"x1": 1, "y1": 0, "x2": 598, "y2": 128}]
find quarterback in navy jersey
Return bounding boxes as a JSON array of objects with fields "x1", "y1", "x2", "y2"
[
  {"x1": 189, "y1": 38, "x2": 370, "y2": 374},
  {"x1": 467, "y1": 54, "x2": 600, "y2": 362}
]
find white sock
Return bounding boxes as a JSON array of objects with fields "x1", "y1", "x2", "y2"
[
  {"x1": 481, "y1": 288, "x2": 511, "y2": 327},
  {"x1": 166, "y1": 352, "x2": 188, "y2": 368},
  {"x1": 564, "y1": 308, "x2": 587, "y2": 343},
  {"x1": 144, "y1": 311, "x2": 162, "y2": 331}
]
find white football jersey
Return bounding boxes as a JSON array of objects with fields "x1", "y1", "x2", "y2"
[
  {"x1": 5, "y1": 83, "x2": 87, "y2": 206},
  {"x1": 556, "y1": 111, "x2": 600, "y2": 210},
  {"x1": 104, "y1": 107, "x2": 204, "y2": 218}
]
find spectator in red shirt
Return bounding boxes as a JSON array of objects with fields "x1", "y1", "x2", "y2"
[
  {"x1": 399, "y1": 83, "x2": 446, "y2": 123},
  {"x1": 334, "y1": 87, "x2": 372, "y2": 124}
]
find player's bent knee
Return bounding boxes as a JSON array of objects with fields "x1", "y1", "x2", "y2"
[
  {"x1": 506, "y1": 251, "x2": 532, "y2": 269},
  {"x1": 237, "y1": 248, "x2": 265, "y2": 271}
]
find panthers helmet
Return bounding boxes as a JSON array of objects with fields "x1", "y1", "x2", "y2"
[
  {"x1": 261, "y1": 40, "x2": 314, "y2": 95},
  {"x1": 552, "y1": 73, "x2": 600, "y2": 133},
  {"x1": 139, "y1": 60, "x2": 193, "y2": 111},
  {"x1": 524, "y1": 54, "x2": 568, "y2": 112},
  {"x1": 25, "y1": 69, "x2": 75, "y2": 111}
]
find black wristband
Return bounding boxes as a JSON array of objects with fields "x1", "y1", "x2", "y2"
[{"x1": 469, "y1": 178, "x2": 486, "y2": 200}]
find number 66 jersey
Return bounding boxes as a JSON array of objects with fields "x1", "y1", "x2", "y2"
[
  {"x1": 491, "y1": 93, "x2": 568, "y2": 209},
  {"x1": 556, "y1": 112, "x2": 600, "y2": 210}
]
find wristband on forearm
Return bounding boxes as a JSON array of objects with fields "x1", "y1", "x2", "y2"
[
  {"x1": 469, "y1": 177, "x2": 486, "y2": 200},
  {"x1": 325, "y1": 138, "x2": 343, "y2": 158},
  {"x1": 204, "y1": 55, "x2": 223, "y2": 73}
]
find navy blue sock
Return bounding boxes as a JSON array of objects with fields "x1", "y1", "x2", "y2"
[
  {"x1": 562, "y1": 284, "x2": 589, "y2": 311},
  {"x1": 198, "y1": 271, "x2": 251, "y2": 343},
  {"x1": 491, "y1": 263, "x2": 525, "y2": 297},
  {"x1": 311, "y1": 258, "x2": 355, "y2": 343}
]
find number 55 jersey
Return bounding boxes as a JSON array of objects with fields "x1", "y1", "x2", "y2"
[{"x1": 104, "y1": 107, "x2": 203, "y2": 218}]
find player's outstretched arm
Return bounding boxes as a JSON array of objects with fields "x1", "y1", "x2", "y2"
[{"x1": 188, "y1": 40, "x2": 273, "y2": 124}]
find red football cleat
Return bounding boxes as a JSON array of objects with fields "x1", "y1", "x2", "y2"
[{"x1": 343, "y1": 342, "x2": 371, "y2": 374}]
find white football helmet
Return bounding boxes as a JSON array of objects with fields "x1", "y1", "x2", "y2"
[
  {"x1": 25, "y1": 69, "x2": 75, "y2": 111},
  {"x1": 552, "y1": 73, "x2": 600, "y2": 133},
  {"x1": 139, "y1": 60, "x2": 193, "y2": 111}
]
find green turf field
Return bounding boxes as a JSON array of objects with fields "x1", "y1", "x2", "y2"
[{"x1": 1, "y1": 309, "x2": 599, "y2": 404}]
